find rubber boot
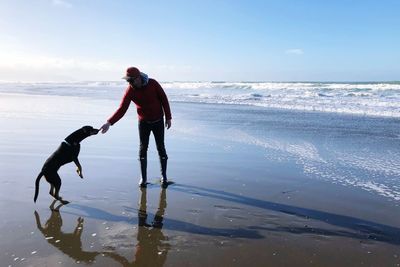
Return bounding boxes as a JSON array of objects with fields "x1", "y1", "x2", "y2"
[
  {"x1": 139, "y1": 158, "x2": 147, "y2": 187},
  {"x1": 160, "y1": 157, "x2": 168, "y2": 188}
]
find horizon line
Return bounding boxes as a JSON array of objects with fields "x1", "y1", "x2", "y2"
[{"x1": 0, "y1": 80, "x2": 399, "y2": 84}]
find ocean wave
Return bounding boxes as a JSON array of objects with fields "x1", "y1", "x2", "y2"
[
  {"x1": 162, "y1": 81, "x2": 400, "y2": 91},
  {"x1": 163, "y1": 82, "x2": 400, "y2": 118},
  {"x1": 1, "y1": 81, "x2": 399, "y2": 118}
]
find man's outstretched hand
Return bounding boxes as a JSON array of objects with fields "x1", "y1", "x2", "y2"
[{"x1": 100, "y1": 122, "x2": 111, "y2": 134}]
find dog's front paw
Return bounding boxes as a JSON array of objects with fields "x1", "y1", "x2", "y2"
[{"x1": 76, "y1": 168, "x2": 83, "y2": 178}]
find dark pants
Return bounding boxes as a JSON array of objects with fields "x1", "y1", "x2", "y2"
[{"x1": 138, "y1": 119, "x2": 168, "y2": 160}]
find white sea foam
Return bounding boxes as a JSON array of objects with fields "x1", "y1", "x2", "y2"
[
  {"x1": 1, "y1": 81, "x2": 400, "y2": 118},
  {"x1": 228, "y1": 129, "x2": 325, "y2": 163},
  {"x1": 201, "y1": 128, "x2": 400, "y2": 201},
  {"x1": 162, "y1": 81, "x2": 400, "y2": 118}
]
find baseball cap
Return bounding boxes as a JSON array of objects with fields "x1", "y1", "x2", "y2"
[{"x1": 122, "y1": 67, "x2": 140, "y2": 80}]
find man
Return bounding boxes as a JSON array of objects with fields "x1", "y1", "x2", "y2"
[{"x1": 100, "y1": 67, "x2": 172, "y2": 187}]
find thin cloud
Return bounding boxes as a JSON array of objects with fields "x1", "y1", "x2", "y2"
[
  {"x1": 52, "y1": 0, "x2": 72, "y2": 8},
  {"x1": 285, "y1": 48, "x2": 304, "y2": 55},
  {"x1": 0, "y1": 52, "x2": 124, "y2": 71},
  {"x1": 155, "y1": 64, "x2": 193, "y2": 71}
]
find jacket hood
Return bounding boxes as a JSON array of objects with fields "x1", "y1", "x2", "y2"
[{"x1": 140, "y1": 72, "x2": 149, "y2": 86}]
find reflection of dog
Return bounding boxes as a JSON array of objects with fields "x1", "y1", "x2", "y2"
[
  {"x1": 34, "y1": 126, "x2": 99, "y2": 204},
  {"x1": 34, "y1": 201, "x2": 100, "y2": 264}
]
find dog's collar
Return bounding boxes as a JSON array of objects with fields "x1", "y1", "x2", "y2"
[{"x1": 63, "y1": 140, "x2": 72, "y2": 146}]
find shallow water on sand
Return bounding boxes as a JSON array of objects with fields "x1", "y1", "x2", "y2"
[{"x1": 0, "y1": 93, "x2": 399, "y2": 267}]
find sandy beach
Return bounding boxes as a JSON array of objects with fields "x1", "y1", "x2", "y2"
[{"x1": 0, "y1": 91, "x2": 399, "y2": 267}]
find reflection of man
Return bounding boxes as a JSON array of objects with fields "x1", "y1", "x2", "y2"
[
  {"x1": 136, "y1": 188, "x2": 169, "y2": 266},
  {"x1": 34, "y1": 201, "x2": 100, "y2": 264},
  {"x1": 106, "y1": 188, "x2": 170, "y2": 267}
]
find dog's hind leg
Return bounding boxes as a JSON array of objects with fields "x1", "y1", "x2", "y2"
[
  {"x1": 44, "y1": 173, "x2": 56, "y2": 198},
  {"x1": 53, "y1": 173, "x2": 70, "y2": 205},
  {"x1": 49, "y1": 184, "x2": 55, "y2": 197}
]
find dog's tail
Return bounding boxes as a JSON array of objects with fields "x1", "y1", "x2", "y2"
[{"x1": 34, "y1": 171, "x2": 44, "y2": 203}]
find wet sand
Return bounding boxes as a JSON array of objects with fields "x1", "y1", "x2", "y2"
[{"x1": 0, "y1": 93, "x2": 399, "y2": 267}]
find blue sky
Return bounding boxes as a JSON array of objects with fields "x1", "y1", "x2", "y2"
[{"x1": 0, "y1": 0, "x2": 399, "y2": 81}]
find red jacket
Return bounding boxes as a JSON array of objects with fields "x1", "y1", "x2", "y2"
[{"x1": 108, "y1": 79, "x2": 172, "y2": 125}]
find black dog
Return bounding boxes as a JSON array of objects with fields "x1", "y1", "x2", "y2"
[{"x1": 34, "y1": 126, "x2": 99, "y2": 204}]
